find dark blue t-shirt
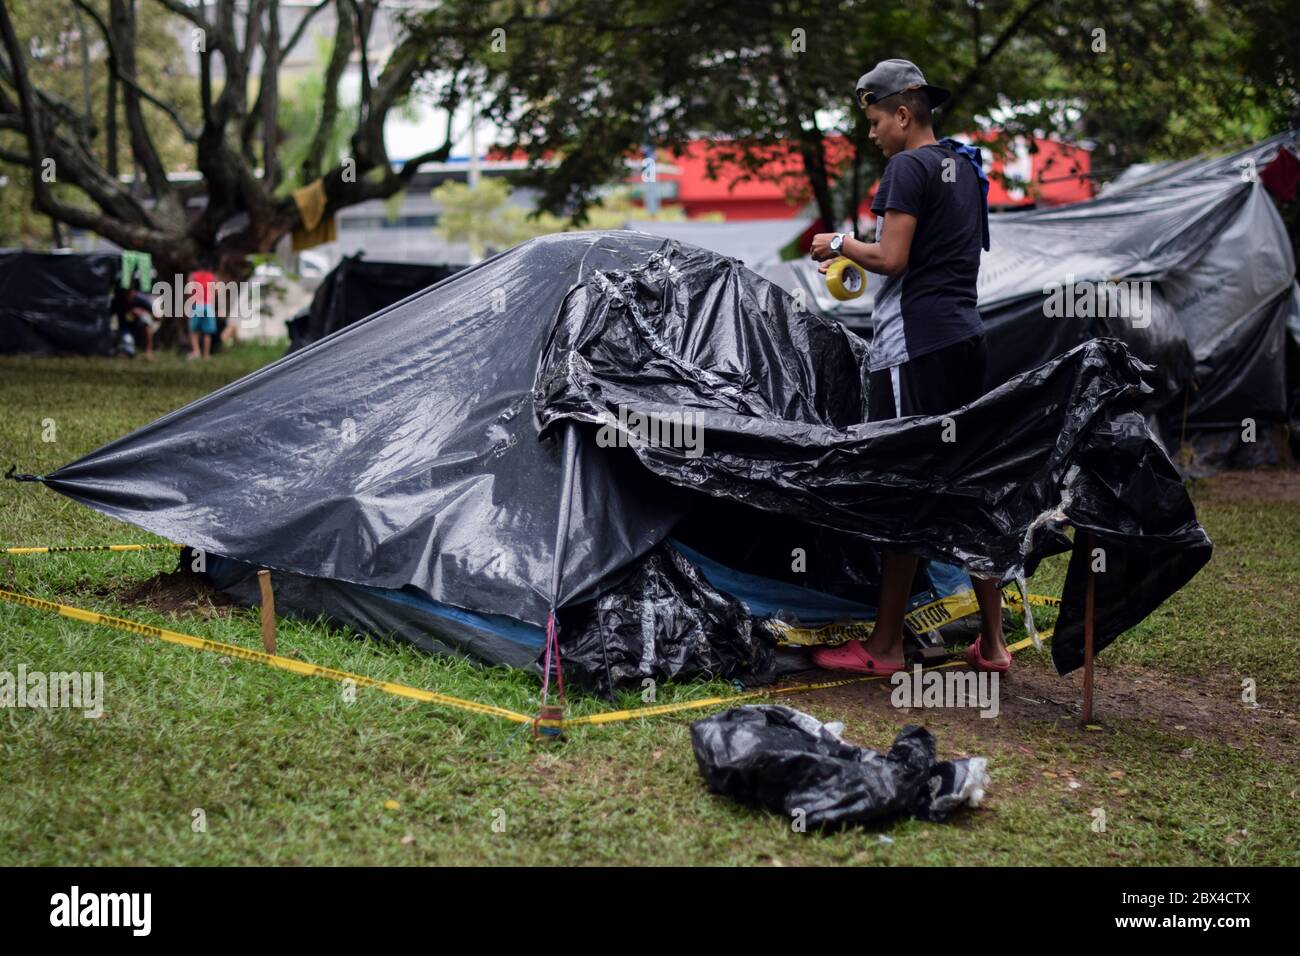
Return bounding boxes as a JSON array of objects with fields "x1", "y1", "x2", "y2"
[{"x1": 868, "y1": 142, "x2": 985, "y2": 371}]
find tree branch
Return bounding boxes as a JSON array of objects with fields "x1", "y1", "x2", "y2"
[
  {"x1": 351, "y1": 0, "x2": 374, "y2": 127},
  {"x1": 302, "y1": 0, "x2": 353, "y2": 183},
  {"x1": 209, "y1": 0, "x2": 249, "y2": 126},
  {"x1": 150, "y1": 0, "x2": 207, "y2": 27},
  {"x1": 262, "y1": 0, "x2": 281, "y2": 188},
  {"x1": 947, "y1": 0, "x2": 1054, "y2": 114},
  {"x1": 72, "y1": 0, "x2": 199, "y2": 142},
  {"x1": 0, "y1": 83, "x2": 155, "y2": 225},
  {"x1": 109, "y1": 0, "x2": 177, "y2": 210},
  {"x1": 279, "y1": 0, "x2": 330, "y2": 58},
  {"x1": 0, "y1": 1, "x2": 167, "y2": 251}
]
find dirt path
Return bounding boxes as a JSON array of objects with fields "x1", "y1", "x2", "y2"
[
  {"x1": 1196, "y1": 467, "x2": 1300, "y2": 506},
  {"x1": 789, "y1": 654, "x2": 1300, "y2": 761},
  {"x1": 93, "y1": 567, "x2": 237, "y2": 618}
]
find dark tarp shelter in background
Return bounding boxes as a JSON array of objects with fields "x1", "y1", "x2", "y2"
[
  {"x1": 0, "y1": 250, "x2": 120, "y2": 356},
  {"x1": 763, "y1": 132, "x2": 1300, "y2": 472},
  {"x1": 27, "y1": 231, "x2": 1211, "y2": 691},
  {"x1": 286, "y1": 254, "x2": 463, "y2": 352}
]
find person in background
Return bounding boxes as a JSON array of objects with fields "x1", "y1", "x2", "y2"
[
  {"x1": 112, "y1": 286, "x2": 158, "y2": 359},
  {"x1": 188, "y1": 260, "x2": 218, "y2": 360}
]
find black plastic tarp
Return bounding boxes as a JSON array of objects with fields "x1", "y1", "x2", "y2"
[
  {"x1": 42, "y1": 234, "x2": 691, "y2": 633},
  {"x1": 31, "y1": 231, "x2": 1211, "y2": 679},
  {"x1": 562, "y1": 541, "x2": 777, "y2": 696},
  {"x1": 286, "y1": 254, "x2": 464, "y2": 352},
  {"x1": 536, "y1": 239, "x2": 1211, "y2": 673},
  {"x1": 0, "y1": 250, "x2": 120, "y2": 355}
]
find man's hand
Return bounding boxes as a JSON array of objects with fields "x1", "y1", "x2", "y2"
[
  {"x1": 809, "y1": 232, "x2": 839, "y2": 261},
  {"x1": 809, "y1": 214, "x2": 916, "y2": 277}
]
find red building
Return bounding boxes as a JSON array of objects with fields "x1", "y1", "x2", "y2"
[{"x1": 634, "y1": 134, "x2": 1094, "y2": 222}]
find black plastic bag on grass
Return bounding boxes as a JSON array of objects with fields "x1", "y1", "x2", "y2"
[{"x1": 691, "y1": 705, "x2": 988, "y2": 829}]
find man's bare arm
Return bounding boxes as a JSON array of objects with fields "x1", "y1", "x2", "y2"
[{"x1": 810, "y1": 211, "x2": 918, "y2": 277}]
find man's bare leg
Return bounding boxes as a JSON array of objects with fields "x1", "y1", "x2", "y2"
[
  {"x1": 188, "y1": 330, "x2": 200, "y2": 358},
  {"x1": 862, "y1": 551, "x2": 918, "y2": 666},
  {"x1": 971, "y1": 575, "x2": 1009, "y2": 665}
]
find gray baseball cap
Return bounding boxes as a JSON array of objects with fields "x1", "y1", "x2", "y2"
[{"x1": 855, "y1": 59, "x2": 950, "y2": 111}]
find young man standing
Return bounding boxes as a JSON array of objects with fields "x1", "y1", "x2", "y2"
[{"x1": 809, "y1": 58, "x2": 1009, "y2": 676}]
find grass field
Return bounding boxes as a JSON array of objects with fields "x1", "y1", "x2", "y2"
[{"x1": 1, "y1": 345, "x2": 1297, "y2": 866}]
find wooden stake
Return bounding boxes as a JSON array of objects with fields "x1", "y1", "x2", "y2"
[
  {"x1": 257, "y1": 569, "x2": 276, "y2": 655},
  {"x1": 1082, "y1": 533, "x2": 1096, "y2": 725}
]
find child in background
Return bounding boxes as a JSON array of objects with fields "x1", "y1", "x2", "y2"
[{"x1": 188, "y1": 262, "x2": 218, "y2": 360}]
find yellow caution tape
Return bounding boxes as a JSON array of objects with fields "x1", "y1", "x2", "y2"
[
  {"x1": 768, "y1": 586, "x2": 1059, "y2": 647},
  {"x1": 0, "y1": 579, "x2": 1058, "y2": 731},
  {"x1": 1006, "y1": 591, "x2": 1061, "y2": 608},
  {"x1": 3, "y1": 543, "x2": 182, "y2": 556},
  {"x1": 566, "y1": 628, "x2": 1054, "y2": 726},
  {"x1": 0, "y1": 587, "x2": 534, "y2": 725}
]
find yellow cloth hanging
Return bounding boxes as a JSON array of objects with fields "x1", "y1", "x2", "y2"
[{"x1": 291, "y1": 179, "x2": 337, "y2": 250}]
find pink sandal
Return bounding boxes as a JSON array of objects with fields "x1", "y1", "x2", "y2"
[
  {"x1": 965, "y1": 634, "x2": 1011, "y2": 673},
  {"x1": 812, "y1": 640, "x2": 905, "y2": 676}
]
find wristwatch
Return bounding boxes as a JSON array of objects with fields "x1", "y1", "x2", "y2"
[{"x1": 829, "y1": 233, "x2": 846, "y2": 254}]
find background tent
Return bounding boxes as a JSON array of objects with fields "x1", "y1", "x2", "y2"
[
  {"x1": 764, "y1": 132, "x2": 1300, "y2": 471},
  {"x1": 27, "y1": 232, "x2": 1210, "y2": 692},
  {"x1": 0, "y1": 250, "x2": 120, "y2": 356},
  {"x1": 286, "y1": 253, "x2": 464, "y2": 352}
]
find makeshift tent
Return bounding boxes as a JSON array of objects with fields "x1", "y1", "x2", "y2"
[
  {"x1": 286, "y1": 254, "x2": 464, "y2": 351},
  {"x1": 765, "y1": 132, "x2": 1300, "y2": 471},
  {"x1": 0, "y1": 250, "x2": 121, "y2": 356},
  {"x1": 24, "y1": 231, "x2": 1211, "y2": 693}
]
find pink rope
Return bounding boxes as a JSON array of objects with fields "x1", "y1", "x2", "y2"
[{"x1": 540, "y1": 608, "x2": 564, "y2": 704}]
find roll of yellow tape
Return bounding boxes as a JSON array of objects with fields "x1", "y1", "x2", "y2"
[{"x1": 825, "y1": 257, "x2": 867, "y2": 301}]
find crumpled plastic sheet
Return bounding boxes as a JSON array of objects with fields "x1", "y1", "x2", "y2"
[
  {"x1": 691, "y1": 705, "x2": 989, "y2": 829},
  {"x1": 561, "y1": 542, "x2": 775, "y2": 697},
  {"x1": 537, "y1": 244, "x2": 1213, "y2": 675}
]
